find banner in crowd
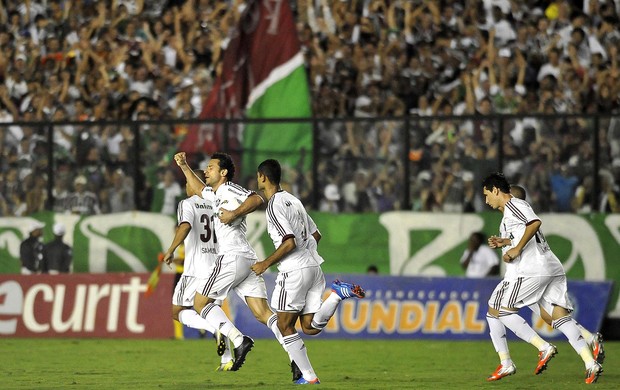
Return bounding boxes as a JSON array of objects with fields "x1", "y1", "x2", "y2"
[
  {"x1": 0, "y1": 211, "x2": 618, "y2": 318},
  {"x1": 179, "y1": 0, "x2": 313, "y2": 180},
  {"x1": 1, "y1": 273, "x2": 610, "y2": 340}
]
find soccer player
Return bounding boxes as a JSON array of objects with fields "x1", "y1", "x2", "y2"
[
  {"x1": 221, "y1": 159, "x2": 365, "y2": 384},
  {"x1": 173, "y1": 152, "x2": 288, "y2": 372},
  {"x1": 483, "y1": 173, "x2": 603, "y2": 384},
  {"x1": 510, "y1": 185, "x2": 605, "y2": 365},
  {"x1": 162, "y1": 175, "x2": 233, "y2": 370}
]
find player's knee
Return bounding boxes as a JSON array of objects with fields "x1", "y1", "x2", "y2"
[{"x1": 193, "y1": 302, "x2": 205, "y2": 315}]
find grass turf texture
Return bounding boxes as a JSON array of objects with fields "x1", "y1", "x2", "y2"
[{"x1": 1, "y1": 339, "x2": 617, "y2": 389}]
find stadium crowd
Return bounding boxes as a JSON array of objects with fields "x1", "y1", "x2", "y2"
[{"x1": 1, "y1": 0, "x2": 620, "y2": 217}]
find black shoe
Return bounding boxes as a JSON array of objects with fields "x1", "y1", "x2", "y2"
[
  {"x1": 214, "y1": 330, "x2": 227, "y2": 357},
  {"x1": 291, "y1": 361, "x2": 302, "y2": 382},
  {"x1": 231, "y1": 336, "x2": 254, "y2": 371}
]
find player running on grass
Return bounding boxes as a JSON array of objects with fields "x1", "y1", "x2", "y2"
[
  {"x1": 219, "y1": 159, "x2": 365, "y2": 384},
  {"x1": 484, "y1": 185, "x2": 604, "y2": 381},
  {"x1": 508, "y1": 185, "x2": 605, "y2": 365},
  {"x1": 162, "y1": 174, "x2": 233, "y2": 371},
  {"x1": 483, "y1": 173, "x2": 603, "y2": 384}
]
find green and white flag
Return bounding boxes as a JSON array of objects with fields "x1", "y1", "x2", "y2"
[{"x1": 182, "y1": 0, "x2": 313, "y2": 181}]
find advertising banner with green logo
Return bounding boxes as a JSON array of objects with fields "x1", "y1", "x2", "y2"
[{"x1": 1, "y1": 211, "x2": 617, "y2": 318}]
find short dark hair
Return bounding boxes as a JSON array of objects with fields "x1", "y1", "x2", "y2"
[
  {"x1": 482, "y1": 172, "x2": 510, "y2": 193},
  {"x1": 257, "y1": 159, "x2": 281, "y2": 185},
  {"x1": 211, "y1": 152, "x2": 235, "y2": 181},
  {"x1": 472, "y1": 231, "x2": 486, "y2": 243},
  {"x1": 510, "y1": 185, "x2": 526, "y2": 200}
]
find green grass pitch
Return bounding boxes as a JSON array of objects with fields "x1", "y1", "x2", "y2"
[{"x1": 1, "y1": 338, "x2": 617, "y2": 389}]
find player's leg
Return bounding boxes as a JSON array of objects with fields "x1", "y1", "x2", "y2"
[
  {"x1": 298, "y1": 267, "x2": 332, "y2": 335},
  {"x1": 197, "y1": 256, "x2": 254, "y2": 371},
  {"x1": 309, "y1": 275, "x2": 365, "y2": 332},
  {"x1": 497, "y1": 276, "x2": 557, "y2": 375},
  {"x1": 172, "y1": 276, "x2": 216, "y2": 333},
  {"x1": 533, "y1": 301, "x2": 604, "y2": 364},
  {"x1": 277, "y1": 310, "x2": 319, "y2": 384},
  {"x1": 258, "y1": 267, "x2": 318, "y2": 383},
  {"x1": 544, "y1": 276, "x2": 602, "y2": 383},
  {"x1": 485, "y1": 280, "x2": 516, "y2": 381}
]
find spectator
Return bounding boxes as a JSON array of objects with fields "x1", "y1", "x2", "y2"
[
  {"x1": 64, "y1": 175, "x2": 101, "y2": 215},
  {"x1": 111, "y1": 168, "x2": 135, "y2": 213},
  {"x1": 150, "y1": 168, "x2": 182, "y2": 215},
  {"x1": 460, "y1": 231, "x2": 500, "y2": 278},
  {"x1": 43, "y1": 223, "x2": 73, "y2": 274},
  {"x1": 20, "y1": 220, "x2": 45, "y2": 274},
  {"x1": 550, "y1": 164, "x2": 579, "y2": 212},
  {"x1": 319, "y1": 183, "x2": 341, "y2": 213},
  {"x1": 598, "y1": 169, "x2": 620, "y2": 212}
]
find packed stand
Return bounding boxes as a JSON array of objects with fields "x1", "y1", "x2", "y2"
[
  {"x1": 306, "y1": 0, "x2": 620, "y2": 213},
  {"x1": 0, "y1": 1, "x2": 619, "y2": 217}
]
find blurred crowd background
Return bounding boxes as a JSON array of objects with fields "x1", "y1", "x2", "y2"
[{"x1": 1, "y1": 0, "x2": 620, "y2": 217}]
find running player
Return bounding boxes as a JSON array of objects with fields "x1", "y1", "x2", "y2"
[
  {"x1": 483, "y1": 173, "x2": 603, "y2": 384},
  {"x1": 510, "y1": 185, "x2": 605, "y2": 365},
  {"x1": 221, "y1": 159, "x2": 365, "y2": 384}
]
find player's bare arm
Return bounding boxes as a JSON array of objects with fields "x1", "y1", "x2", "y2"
[
  {"x1": 312, "y1": 230, "x2": 321, "y2": 244},
  {"x1": 162, "y1": 223, "x2": 191, "y2": 268},
  {"x1": 251, "y1": 237, "x2": 296, "y2": 276},
  {"x1": 173, "y1": 152, "x2": 206, "y2": 196},
  {"x1": 219, "y1": 193, "x2": 264, "y2": 224}
]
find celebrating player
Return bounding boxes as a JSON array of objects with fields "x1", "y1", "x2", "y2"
[
  {"x1": 162, "y1": 173, "x2": 233, "y2": 370},
  {"x1": 173, "y1": 151, "x2": 291, "y2": 372}
]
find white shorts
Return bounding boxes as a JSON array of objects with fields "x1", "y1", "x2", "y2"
[
  {"x1": 488, "y1": 275, "x2": 573, "y2": 311},
  {"x1": 197, "y1": 254, "x2": 267, "y2": 302},
  {"x1": 271, "y1": 266, "x2": 325, "y2": 314},
  {"x1": 172, "y1": 275, "x2": 222, "y2": 307}
]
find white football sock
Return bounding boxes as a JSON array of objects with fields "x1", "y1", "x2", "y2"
[
  {"x1": 311, "y1": 293, "x2": 341, "y2": 330},
  {"x1": 552, "y1": 316, "x2": 594, "y2": 368},
  {"x1": 267, "y1": 314, "x2": 293, "y2": 363},
  {"x1": 576, "y1": 322, "x2": 594, "y2": 344},
  {"x1": 178, "y1": 309, "x2": 216, "y2": 334},
  {"x1": 283, "y1": 333, "x2": 317, "y2": 381},
  {"x1": 499, "y1": 310, "x2": 547, "y2": 350},
  {"x1": 200, "y1": 302, "x2": 243, "y2": 347},
  {"x1": 487, "y1": 314, "x2": 512, "y2": 365}
]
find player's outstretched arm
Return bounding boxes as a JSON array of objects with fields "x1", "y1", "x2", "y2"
[
  {"x1": 219, "y1": 193, "x2": 264, "y2": 224},
  {"x1": 173, "y1": 152, "x2": 206, "y2": 196}
]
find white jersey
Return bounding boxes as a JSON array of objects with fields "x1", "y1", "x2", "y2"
[
  {"x1": 266, "y1": 190, "x2": 324, "y2": 272},
  {"x1": 202, "y1": 182, "x2": 258, "y2": 258},
  {"x1": 176, "y1": 194, "x2": 218, "y2": 277},
  {"x1": 501, "y1": 198, "x2": 565, "y2": 277}
]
